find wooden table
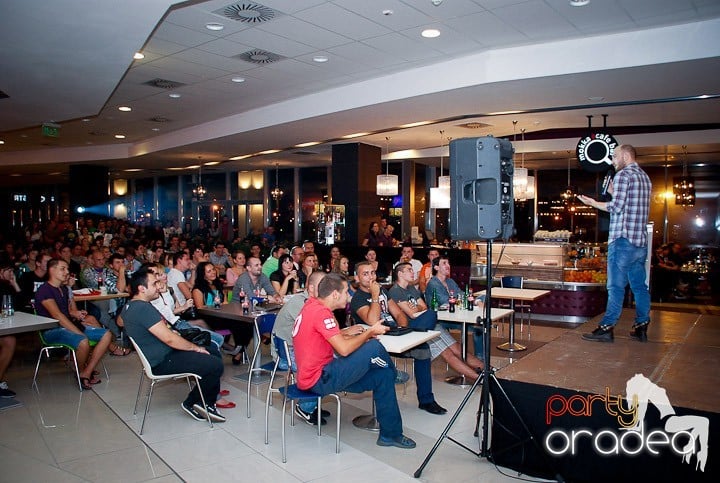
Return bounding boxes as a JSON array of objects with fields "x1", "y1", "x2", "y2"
[
  {"x1": 476, "y1": 287, "x2": 550, "y2": 352},
  {"x1": 437, "y1": 307, "x2": 514, "y2": 385},
  {"x1": 73, "y1": 291, "x2": 129, "y2": 304},
  {"x1": 0, "y1": 311, "x2": 59, "y2": 336}
]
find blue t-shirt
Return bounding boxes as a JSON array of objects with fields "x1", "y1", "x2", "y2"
[{"x1": 424, "y1": 276, "x2": 461, "y2": 306}]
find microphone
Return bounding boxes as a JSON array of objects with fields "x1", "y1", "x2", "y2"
[{"x1": 600, "y1": 170, "x2": 614, "y2": 196}]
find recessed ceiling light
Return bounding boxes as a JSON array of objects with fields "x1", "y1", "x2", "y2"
[
  {"x1": 20, "y1": 134, "x2": 28, "y2": 138},
  {"x1": 133, "y1": 52, "x2": 145, "y2": 60},
  {"x1": 9, "y1": 173, "x2": 22, "y2": 177},
  {"x1": 569, "y1": 0, "x2": 590, "y2": 6},
  {"x1": 81, "y1": 118, "x2": 91, "y2": 122},
  {"x1": 205, "y1": 161, "x2": 220, "y2": 166},
  {"x1": 399, "y1": 121, "x2": 432, "y2": 128},
  {"x1": 231, "y1": 76, "x2": 246, "y2": 83},
  {"x1": 313, "y1": 55, "x2": 329, "y2": 63},
  {"x1": 124, "y1": 168, "x2": 143, "y2": 172},
  {"x1": 295, "y1": 141, "x2": 321, "y2": 148},
  {"x1": 151, "y1": 127, "x2": 160, "y2": 132},
  {"x1": 205, "y1": 22, "x2": 224, "y2": 31},
  {"x1": 342, "y1": 132, "x2": 371, "y2": 139},
  {"x1": 229, "y1": 154, "x2": 253, "y2": 161},
  {"x1": 168, "y1": 93, "x2": 181, "y2": 98},
  {"x1": 382, "y1": 9, "x2": 393, "y2": 16},
  {"x1": 257, "y1": 149, "x2": 281, "y2": 155},
  {"x1": 114, "y1": 134, "x2": 126, "y2": 139},
  {"x1": 48, "y1": 172, "x2": 61, "y2": 176},
  {"x1": 421, "y1": 29, "x2": 441, "y2": 38},
  {"x1": 0, "y1": 140, "x2": 4, "y2": 145},
  {"x1": 588, "y1": 96, "x2": 605, "y2": 101},
  {"x1": 118, "y1": 106, "x2": 132, "y2": 112}
]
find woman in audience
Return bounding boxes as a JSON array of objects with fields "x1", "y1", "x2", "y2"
[
  {"x1": 297, "y1": 252, "x2": 317, "y2": 289},
  {"x1": 192, "y1": 261, "x2": 252, "y2": 365},
  {"x1": 225, "y1": 250, "x2": 246, "y2": 287},
  {"x1": 270, "y1": 254, "x2": 298, "y2": 297},
  {"x1": 361, "y1": 221, "x2": 382, "y2": 247}
]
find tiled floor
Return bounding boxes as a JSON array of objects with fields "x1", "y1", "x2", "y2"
[{"x1": 4, "y1": 306, "x2": 707, "y2": 483}]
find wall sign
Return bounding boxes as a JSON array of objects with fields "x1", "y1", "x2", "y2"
[{"x1": 576, "y1": 132, "x2": 619, "y2": 172}]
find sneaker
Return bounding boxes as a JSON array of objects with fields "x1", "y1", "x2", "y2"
[
  {"x1": 395, "y1": 370, "x2": 410, "y2": 384},
  {"x1": 181, "y1": 401, "x2": 205, "y2": 421},
  {"x1": 377, "y1": 434, "x2": 417, "y2": 449},
  {"x1": 193, "y1": 403, "x2": 226, "y2": 423},
  {"x1": 0, "y1": 381, "x2": 16, "y2": 398},
  {"x1": 295, "y1": 405, "x2": 327, "y2": 426},
  {"x1": 629, "y1": 323, "x2": 649, "y2": 342},
  {"x1": 582, "y1": 326, "x2": 614, "y2": 342}
]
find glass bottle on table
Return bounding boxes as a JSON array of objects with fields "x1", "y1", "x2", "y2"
[
  {"x1": 448, "y1": 290, "x2": 456, "y2": 313},
  {"x1": 466, "y1": 285, "x2": 474, "y2": 311},
  {"x1": 430, "y1": 289, "x2": 439, "y2": 311}
]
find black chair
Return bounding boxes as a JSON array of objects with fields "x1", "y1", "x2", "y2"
[{"x1": 500, "y1": 275, "x2": 532, "y2": 336}]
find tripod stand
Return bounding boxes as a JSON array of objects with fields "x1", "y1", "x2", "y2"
[{"x1": 414, "y1": 239, "x2": 563, "y2": 481}]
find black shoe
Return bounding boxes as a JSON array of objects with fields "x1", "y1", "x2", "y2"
[
  {"x1": 0, "y1": 382, "x2": 16, "y2": 398},
  {"x1": 181, "y1": 401, "x2": 205, "y2": 421},
  {"x1": 419, "y1": 401, "x2": 447, "y2": 415},
  {"x1": 629, "y1": 323, "x2": 648, "y2": 342},
  {"x1": 319, "y1": 408, "x2": 330, "y2": 418},
  {"x1": 295, "y1": 405, "x2": 327, "y2": 426},
  {"x1": 582, "y1": 326, "x2": 614, "y2": 342},
  {"x1": 193, "y1": 403, "x2": 226, "y2": 422}
]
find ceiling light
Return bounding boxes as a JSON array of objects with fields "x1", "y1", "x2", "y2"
[
  {"x1": 295, "y1": 141, "x2": 321, "y2": 148},
  {"x1": 118, "y1": 106, "x2": 131, "y2": 112},
  {"x1": 257, "y1": 149, "x2": 281, "y2": 155},
  {"x1": 114, "y1": 134, "x2": 126, "y2": 139},
  {"x1": 342, "y1": 132, "x2": 370, "y2": 139},
  {"x1": 377, "y1": 137, "x2": 398, "y2": 196},
  {"x1": 569, "y1": 0, "x2": 590, "y2": 6},
  {"x1": 205, "y1": 22, "x2": 224, "y2": 31},
  {"x1": 133, "y1": 52, "x2": 145, "y2": 60},
  {"x1": 168, "y1": 93, "x2": 181, "y2": 98},
  {"x1": 0, "y1": 140, "x2": 4, "y2": 145},
  {"x1": 81, "y1": 118, "x2": 91, "y2": 122},
  {"x1": 229, "y1": 154, "x2": 253, "y2": 161},
  {"x1": 588, "y1": 96, "x2": 605, "y2": 101},
  {"x1": 313, "y1": 55, "x2": 329, "y2": 63},
  {"x1": 399, "y1": 121, "x2": 432, "y2": 128},
  {"x1": 231, "y1": 76, "x2": 245, "y2": 83},
  {"x1": 382, "y1": 9, "x2": 393, "y2": 16},
  {"x1": 124, "y1": 168, "x2": 143, "y2": 172},
  {"x1": 151, "y1": 128, "x2": 160, "y2": 132},
  {"x1": 205, "y1": 161, "x2": 220, "y2": 166},
  {"x1": 421, "y1": 29, "x2": 441, "y2": 38}
]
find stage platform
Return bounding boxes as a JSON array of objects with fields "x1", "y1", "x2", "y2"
[{"x1": 489, "y1": 308, "x2": 719, "y2": 482}]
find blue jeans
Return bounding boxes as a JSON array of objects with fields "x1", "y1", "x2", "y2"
[
  {"x1": 281, "y1": 344, "x2": 316, "y2": 414},
  {"x1": 311, "y1": 339, "x2": 403, "y2": 439},
  {"x1": 600, "y1": 237, "x2": 651, "y2": 328},
  {"x1": 43, "y1": 326, "x2": 107, "y2": 349}
]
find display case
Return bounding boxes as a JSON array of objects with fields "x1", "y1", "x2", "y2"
[
  {"x1": 315, "y1": 203, "x2": 345, "y2": 245},
  {"x1": 470, "y1": 241, "x2": 608, "y2": 323}
]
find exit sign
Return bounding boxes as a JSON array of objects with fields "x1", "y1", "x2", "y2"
[{"x1": 42, "y1": 123, "x2": 60, "y2": 138}]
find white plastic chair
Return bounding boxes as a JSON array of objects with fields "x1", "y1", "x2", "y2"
[{"x1": 129, "y1": 337, "x2": 213, "y2": 434}]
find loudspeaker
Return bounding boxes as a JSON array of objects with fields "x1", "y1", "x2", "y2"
[{"x1": 450, "y1": 136, "x2": 515, "y2": 240}]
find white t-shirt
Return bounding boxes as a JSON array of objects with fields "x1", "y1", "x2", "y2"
[
  {"x1": 393, "y1": 258, "x2": 423, "y2": 279},
  {"x1": 166, "y1": 268, "x2": 188, "y2": 305},
  {"x1": 151, "y1": 291, "x2": 179, "y2": 324}
]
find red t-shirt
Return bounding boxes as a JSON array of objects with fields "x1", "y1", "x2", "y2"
[{"x1": 292, "y1": 297, "x2": 339, "y2": 390}]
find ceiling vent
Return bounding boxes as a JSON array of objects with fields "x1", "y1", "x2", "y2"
[
  {"x1": 457, "y1": 122, "x2": 491, "y2": 130},
  {"x1": 237, "y1": 49, "x2": 284, "y2": 64},
  {"x1": 88, "y1": 130, "x2": 107, "y2": 136},
  {"x1": 293, "y1": 150, "x2": 317, "y2": 156},
  {"x1": 215, "y1": 2, "x2": 278, "y2": 23},
  {"x1": 0, "y1": 89, "x2": 9, "y2": 99},
  {"x1": 143, "y1": 78, "x2": 186, "y2": 90},
  {"x1": 149, "y1": 116, "x2": 172, "y2": 123}
]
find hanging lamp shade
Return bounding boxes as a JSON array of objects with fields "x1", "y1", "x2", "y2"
[
  {"x1": 438, "y1": 175, "x2": 451, "y2": 189},
  {"x1": 376, "y1": 174, "x2": 398, "y2": 196},
  {"x1": 513, "y1": 167, "x2": 528, "y2": 196},
  {"x1": 429, "y1": 186, "x2": 450, "y2": 209}
]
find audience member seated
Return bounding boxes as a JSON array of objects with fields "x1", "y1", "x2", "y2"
[
  {"x1": 297, "y1": 252, "x2": 317, "y2": 289},
  {"x1": 123, "y1": 266, "x2": 226, "y2": 423},
  {"x1": 232, "y1": 257, "x2": 282, "y2": 304},
  {"x1": 293, "y1": 273, "x2": 416, "y2": 448},
  {"x1": 80, "y1": 249, "x2": 124, "y2": 348},
  {"x1": 390, "y1": 262, "x2": 483, "y2": 381},
  {"x1": 418, "y1": 248, "x2": 440, "y2": 293},
  {"x1": 208, "y1": 241, "x2": 231, "y2": 278},
  {"x1": 0, "y1": 260, "x2": 20, "y2": 398},
  {"x1": 425, "y1": 256, "x2": 486, "y2": 360},
  {"x1": 195, "y1": 261, "x2": 253, "y2": 366},
  {"x1": 35, "y1": 259, "x2": 113, "y2": 390},
  {"x1": 392, "y1": 246, "x2": 422, "y2": 286},
  {"x1": 364, "y1": 248, "x2": 388, "y2": 281},
  {"x1": 270, "y1": 254, "x2": 299, "y2": 297},
  {"x1": 272, "y1": 271, "x2": 329, "y2": 425},
  {"x1": 350, "y1": 261, "x2": 447, "y2": 415},
  {"x1": 261, "y1": 245, "x2": 285, "y2": 278},
  {"x1": 18, "y1": 252, "x2": 52, "y2": 312},
  {"x1": 225, "y1": 250, "x2": 246, "y2": 287},
  {"x1": 361, "y1": 221, "x2": 382, "y2": 247}
]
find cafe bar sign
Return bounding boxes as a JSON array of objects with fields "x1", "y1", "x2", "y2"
[{"x1": 576, "y1": 132, "x2": 618, "y2": 172}]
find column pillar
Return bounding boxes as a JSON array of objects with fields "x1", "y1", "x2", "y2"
[
  {"x1": 331, "y1": 143, "x2": 381, "y2": 245},
  {"x1": 401, "y1": 160, "x2": 415, "y2": 244}
]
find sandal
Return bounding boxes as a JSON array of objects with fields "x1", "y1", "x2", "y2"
[
  {"x1": 79, "y1": 376, "x2": 101, "y2": 390},
  {"x1": 109, "y1": 344, "x2": 131, "y2": 356}
]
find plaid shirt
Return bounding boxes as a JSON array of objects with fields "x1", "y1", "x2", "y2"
[{"x1": 606, "y1": 163, "x2": 651, "y2": 247}]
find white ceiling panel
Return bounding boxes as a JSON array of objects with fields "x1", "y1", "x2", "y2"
[
  {"x1": 327, "y1": 41, "x2": 407, "y2": 69},
  {"x1": 152, "y1": 21, "x2": 218, "y2": 47},
  {"x1": 172, "y1": 48, "x2": 244, "y2": 72},
  {"x1": 225, "y1": 24, "x2": 317, "y2": 57},
  {"x1": 142, "y1": 38, "x2": 189, "y2": 58},
  {"x1": 255, "y1": 16, "x2": 352, "y2": 50},
  {"x1": 293, "y1": 3, "x2": 391, "y2": 40},
  {"x1": 618, "y1": 0, "x2": 697, "y2": 21},
  {"x1": 543, "y1": 0, "x2": 634, "y2": 32},
  {"x1": 195, "y1": 38, "x2": 254, "y2": 58},
  {"x1": 492, "y1": 0, "x2": 578, "y2": 39},
  {"x1": 363, "y1": 32, "x2": 445, "y2": 62},
  {"x1": 164, "y1": 5, "x2": 250, "y2": 36},
  {"x1": 334, "y1": 0, "x2": 434, "y2": 30},
  {"x1": 445, "y1": 10, "x2": 527, "y2": 47},
  {"x1": 400, "y1": 24, "x2": 483, "y2": 56},
  {"x1": 408, "y1": 0, "x2": 487, "y2": 19}
]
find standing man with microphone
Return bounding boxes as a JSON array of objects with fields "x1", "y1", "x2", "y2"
[{"x1": 577, "y1": 144, "x2": 652, "y2": 343}]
